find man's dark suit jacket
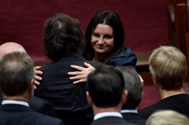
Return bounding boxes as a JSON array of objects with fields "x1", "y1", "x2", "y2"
[
  {"x1": 35, "y1": 52, "x2": 102, "y2": 125},
  {"x1": 122, "y1": 113, "x2": 146, "y2": 125},
  {"x1": 0, "y1": 92, "x2": 58, "y2": 118},
  {"x1": 139, "y1": 94, "x2": 189, "y2": 119},
  {"x1": 91, "y1": 116, "x2": 136, "y2": 125},
  {"x1": 0, "y1": 104, "x2": 63, "y2": 125}
]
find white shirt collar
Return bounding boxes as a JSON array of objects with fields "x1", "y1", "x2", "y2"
[
  {"x1": 94, "y1": 112, "x2": 122, "y2": 120},
  {"x1": 121, "y1": 109, "x2": 138, "y2": 113},
  {"x1": 2, "y1": 100, "x2": 29, "y2": 107}
]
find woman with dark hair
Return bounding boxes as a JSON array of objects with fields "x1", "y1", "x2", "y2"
[
  {"x1": 69, "y1": 10, "x2": 137, "y2": 84},
  {"x1": 83, "y1": 10, "x2": 136, "y2": 68},
  {"x1": 35, "y1": 13, "x2": 101, "y2": 125}
]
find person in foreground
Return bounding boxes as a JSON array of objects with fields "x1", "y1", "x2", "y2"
[
  {"x1": 86, "y1": 65, "x2": 135, "y2": 125},
  {"x1": 116, "y1": 66, "x2": 145, "y2": 125},
  {"x1": 0, "y1": 52, "x2": 63, "y2": 125},
  {"x1": 34, "y1": 13, "x2": 101, "y2": 125},
  {"x1": 0, "y1": 42, "x2": 58, "y2": 118},
  {"x1": 146, "y1": 110, "x2": 189, "y2": 125},
  {"x1": 139, "y1": 46, "x2": 189, "y2": 119}
]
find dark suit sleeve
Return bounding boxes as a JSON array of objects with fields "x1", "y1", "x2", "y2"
[{"x1": 29, "y1": 96, "x2": 58, "y2": 118}]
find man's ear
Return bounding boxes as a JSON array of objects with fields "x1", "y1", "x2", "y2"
[
  {"x1": 86, "y1": 91, "x2": 93, "y2": 105},
  {"x1": 28, "y1": 79, "x2": 34, "y2": 97},
  {"x1": 121, "y1": 90, "x2": 127, "y2": 104}
]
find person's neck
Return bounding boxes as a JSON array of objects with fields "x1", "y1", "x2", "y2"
[
  {"x1": 93, "y1": 52, "x2": 106, "y2": 62},
  {"x1": 122, "y1": 106, "x2": 138, "y2": 111},
  {"x1": 93, "y1": 104, "x2": 122, "y2": 115},
  {"x1": 3, "y1": 95, "x2": 30, "y2": 102},
  {"x1": 159, "y1": 88, "x2": 186, "y2": 99}
]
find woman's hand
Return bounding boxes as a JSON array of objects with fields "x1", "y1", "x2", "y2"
[
  {"x1": 34, "y1": 66, "x2": 43, "y2": 89},
  {"x1": 68, "y1": 62, "x2": 95, "y2": 84}
]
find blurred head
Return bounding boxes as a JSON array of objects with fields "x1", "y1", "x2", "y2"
[
  {"x1": 0, "y1": 42, "x2": 26, "y2": 59},
  {"x1": 149, "y1": 46, "x2": 187, "y2": 90},
  {"x1": 44, "y1": 13, "x2": 85, "y2": 61},
  {"x1": 116, "y1": 66, "x2": 143, "y2": 109},
  {"x1": 86, "y1": 65, "x2": 126, "y2": 108},
  {"x1": 146, "y1": 110, "x2": 189, "y2": 125},
  {"x1": 0, "y1": 52, "x2": 34, "y2": 97},
  {"x1": 83, "y1": 10, "x2": 124, "y2": 62}
]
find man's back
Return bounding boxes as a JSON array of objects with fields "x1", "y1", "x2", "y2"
[
  {"x1": 0, "y1": 104, "x2": 63, "y2": 125},
  {"x1": 35, "y1": 52, "x2": 101, "y2": 125},
  {"x1": 122, "y1": 112, "x2": 146, "y2": 125},
  {"x1": 91, "y1": 116, "x2": 135, "y2": 125}
]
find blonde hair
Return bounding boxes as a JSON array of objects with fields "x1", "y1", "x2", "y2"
[
  {"x1": 149, "y1": 46, "x2": 187, "y2": 90},
  {"x1": 146, "y1": 110, "x2": 189, "y2": 125}
]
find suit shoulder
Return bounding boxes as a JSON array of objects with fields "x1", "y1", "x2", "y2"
[{"x1": 33, "y1": 112, "x2": 63, "y2": 125}]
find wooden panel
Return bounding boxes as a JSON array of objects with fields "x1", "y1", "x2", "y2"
[
  {"x1": 167, "y1": 0, "x2": 189, "y2": 82},
  {"x1": 139, "y1": 72, "x2": 154, "y2": 85},
  {"x1": 185, "y1": 32, "x2": 189, "y2": 81},
  {"x1": 174, "y1": 0, "x2": 187, "y2": 55},
  {"x1": 167, "y1": 0, "x2": 177, "y2": 46},
  {"x1": 186, "y1": 0, "x2": 189, "y2": 31},
  {"x1": 136, "y1": 52, "x2": 151, "y2": 73}
]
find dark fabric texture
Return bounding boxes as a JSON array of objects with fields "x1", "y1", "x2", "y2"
[
  {"x1": 29, "y1": 96, "x2": 58, "y2": 118},
  {"x1": 91, "y1": 116, "x2": 136, "y2": 125},
  {"x1": 0, "y1": 104, "x2": 63, "y2": 125},
  {"x1": 107, "y1": 46, "x2": 137, "y2": 70},
  {"x1": 85, "y1": 46, "x2": 137, "y2": 70},
  {"x1": 122, "y1": 113, "x2": 146, "y2": 125},
  {"x1": 34, "y1": 52, "x2": 102, "y2": 125},
  {"x1": 139, "y1": 94, "x2": 189, "y2": 119}
]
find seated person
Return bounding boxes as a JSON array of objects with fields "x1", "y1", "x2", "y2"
[
  {"x1": 116, "y1": 66, "x2": 146, "y2": 125},
  {"x1": 146, "y1": 110, "x2": 189, "y2": 125},
  {"x1": 34, "y1": 13, "x2": 101, "y2": 125},
  {"x1": 86, "y1": 65, "x2": 135, "y2": 125},
  {"x1": 139, "y1": 46, "x2": 189, "y2": 119},
  {"x1": 0, "y1": 42, "x2": 58, "y2": 118},
  {"x1": 0, "y1": 52, "x2": 63, "y2": 125}
]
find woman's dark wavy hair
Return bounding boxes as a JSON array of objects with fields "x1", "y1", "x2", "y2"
[
  {"x1": 44, "y1": 13, "x2": 85, "y2": 61},
  {"x1": 83, "y1": 10, "x2": 125, "y2": 63}
]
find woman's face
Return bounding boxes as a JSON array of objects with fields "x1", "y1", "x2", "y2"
[{"x1": 91, "y1": 24, "x2": 114, "y2": 55}]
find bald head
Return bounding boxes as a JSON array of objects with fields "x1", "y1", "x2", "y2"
[{"x1": 0, "y1": 42, "x2": 26, "y2": 59}]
